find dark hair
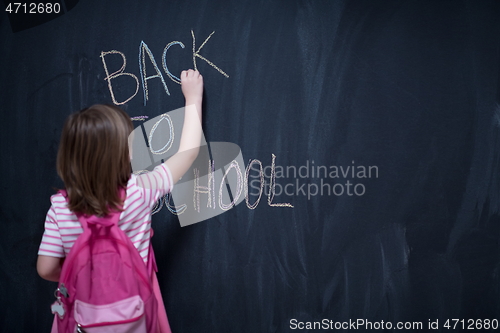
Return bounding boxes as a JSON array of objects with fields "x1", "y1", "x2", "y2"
[{"x1": 57, "y1": 104, "x2": 133, "y2": 216}]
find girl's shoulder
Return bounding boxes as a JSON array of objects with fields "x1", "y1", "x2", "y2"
[
  {"x1": 46, "y1": 191, "x2": 74, "y2": 222},
  {"x1": 49, "y1": 191, "x2": 68, "y2": 207}
]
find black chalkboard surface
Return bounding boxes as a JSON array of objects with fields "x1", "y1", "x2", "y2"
[{"x1": 1, "y1": 0, "x2": 500, "y2": 331}]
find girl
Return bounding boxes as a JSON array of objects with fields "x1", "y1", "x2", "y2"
[{"x1": 37, "y1": 69, "x2": 204, "y2": 332}]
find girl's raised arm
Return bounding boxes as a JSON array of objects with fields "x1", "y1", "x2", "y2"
[{"x1": 164, "y1": 69, "x2": 204, "y2": 184}]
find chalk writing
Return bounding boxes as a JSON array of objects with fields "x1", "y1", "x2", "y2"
[
  {"x1": 148, "y1": 113, "x2": 174, "y2": 155},
  {"x1": 268, "y1": 154, "x2": 294, "y2": 208},
  {"x1": 130, "y1": 116, "x2": 149, "y2": 121},
  {"x1": 193, "y1": 160, "x2": 216, "y2": 213},
  {"x1": 191, "y1": 30, "x2": 229, "y2": 78},
  {"x1": 139, "y1": 41, "x2": 170, "y2": 105},
  {"x1": 163, "y1": 41, "x2": 185, "y2": 84},
  {"x1": 245, "y1": 159, "x2": 264, "y2": 209},
  {"x1": 152, "y1": 194, "x2": 165, "y2": 215},
  {"x1": 218, "y1": 160, "x2": 244, "y2": 211},
  {"x1": 100, "y1": 50, "x2": 139, "y2": 105},
  {"x1": 166, "y1": 192, "x2": 187, "y2": 215},
  {"x1": 101, "y1": 31, "x2": 229, "y2": 105}
]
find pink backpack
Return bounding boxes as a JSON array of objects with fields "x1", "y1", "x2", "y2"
[{"x1": 52, "y1": 190, "x2": 158, "y2": 332}]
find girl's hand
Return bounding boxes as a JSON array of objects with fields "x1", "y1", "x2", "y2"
[{"x1": 181, "y1": 69, "x2": 203, "y2": 104}]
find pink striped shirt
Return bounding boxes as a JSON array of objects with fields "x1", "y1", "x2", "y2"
[{"x1": 38, "y1": 164, "x2": 173, "y2": 263}]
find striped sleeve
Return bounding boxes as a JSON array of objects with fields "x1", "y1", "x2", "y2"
[
  {"x1": 136, "y1": 163, "x2": 173, "y2": 205},
  {"x1": 38, "y1": 205, "x2": 65, "y2": 258}
]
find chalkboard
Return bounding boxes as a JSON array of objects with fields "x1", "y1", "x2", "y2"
[{"x1": 1, "y1": 0, "x2": 500, "y2": 331}]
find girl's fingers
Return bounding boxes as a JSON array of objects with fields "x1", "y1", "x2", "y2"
[{"x1": 181, "y1": 69, "x2": 202, "y2": 82}]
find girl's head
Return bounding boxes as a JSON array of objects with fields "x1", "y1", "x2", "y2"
[{"x1": 57, "y1": 104, "x2": 133, "y2": 216}]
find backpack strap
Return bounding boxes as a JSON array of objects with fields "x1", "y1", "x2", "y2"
[
  {"x1": 77, "y1": 210, "x2": 121, "y2": 230},
  {"x1": 57, "y1": 188, "x2": 157, "y2": 275}
]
